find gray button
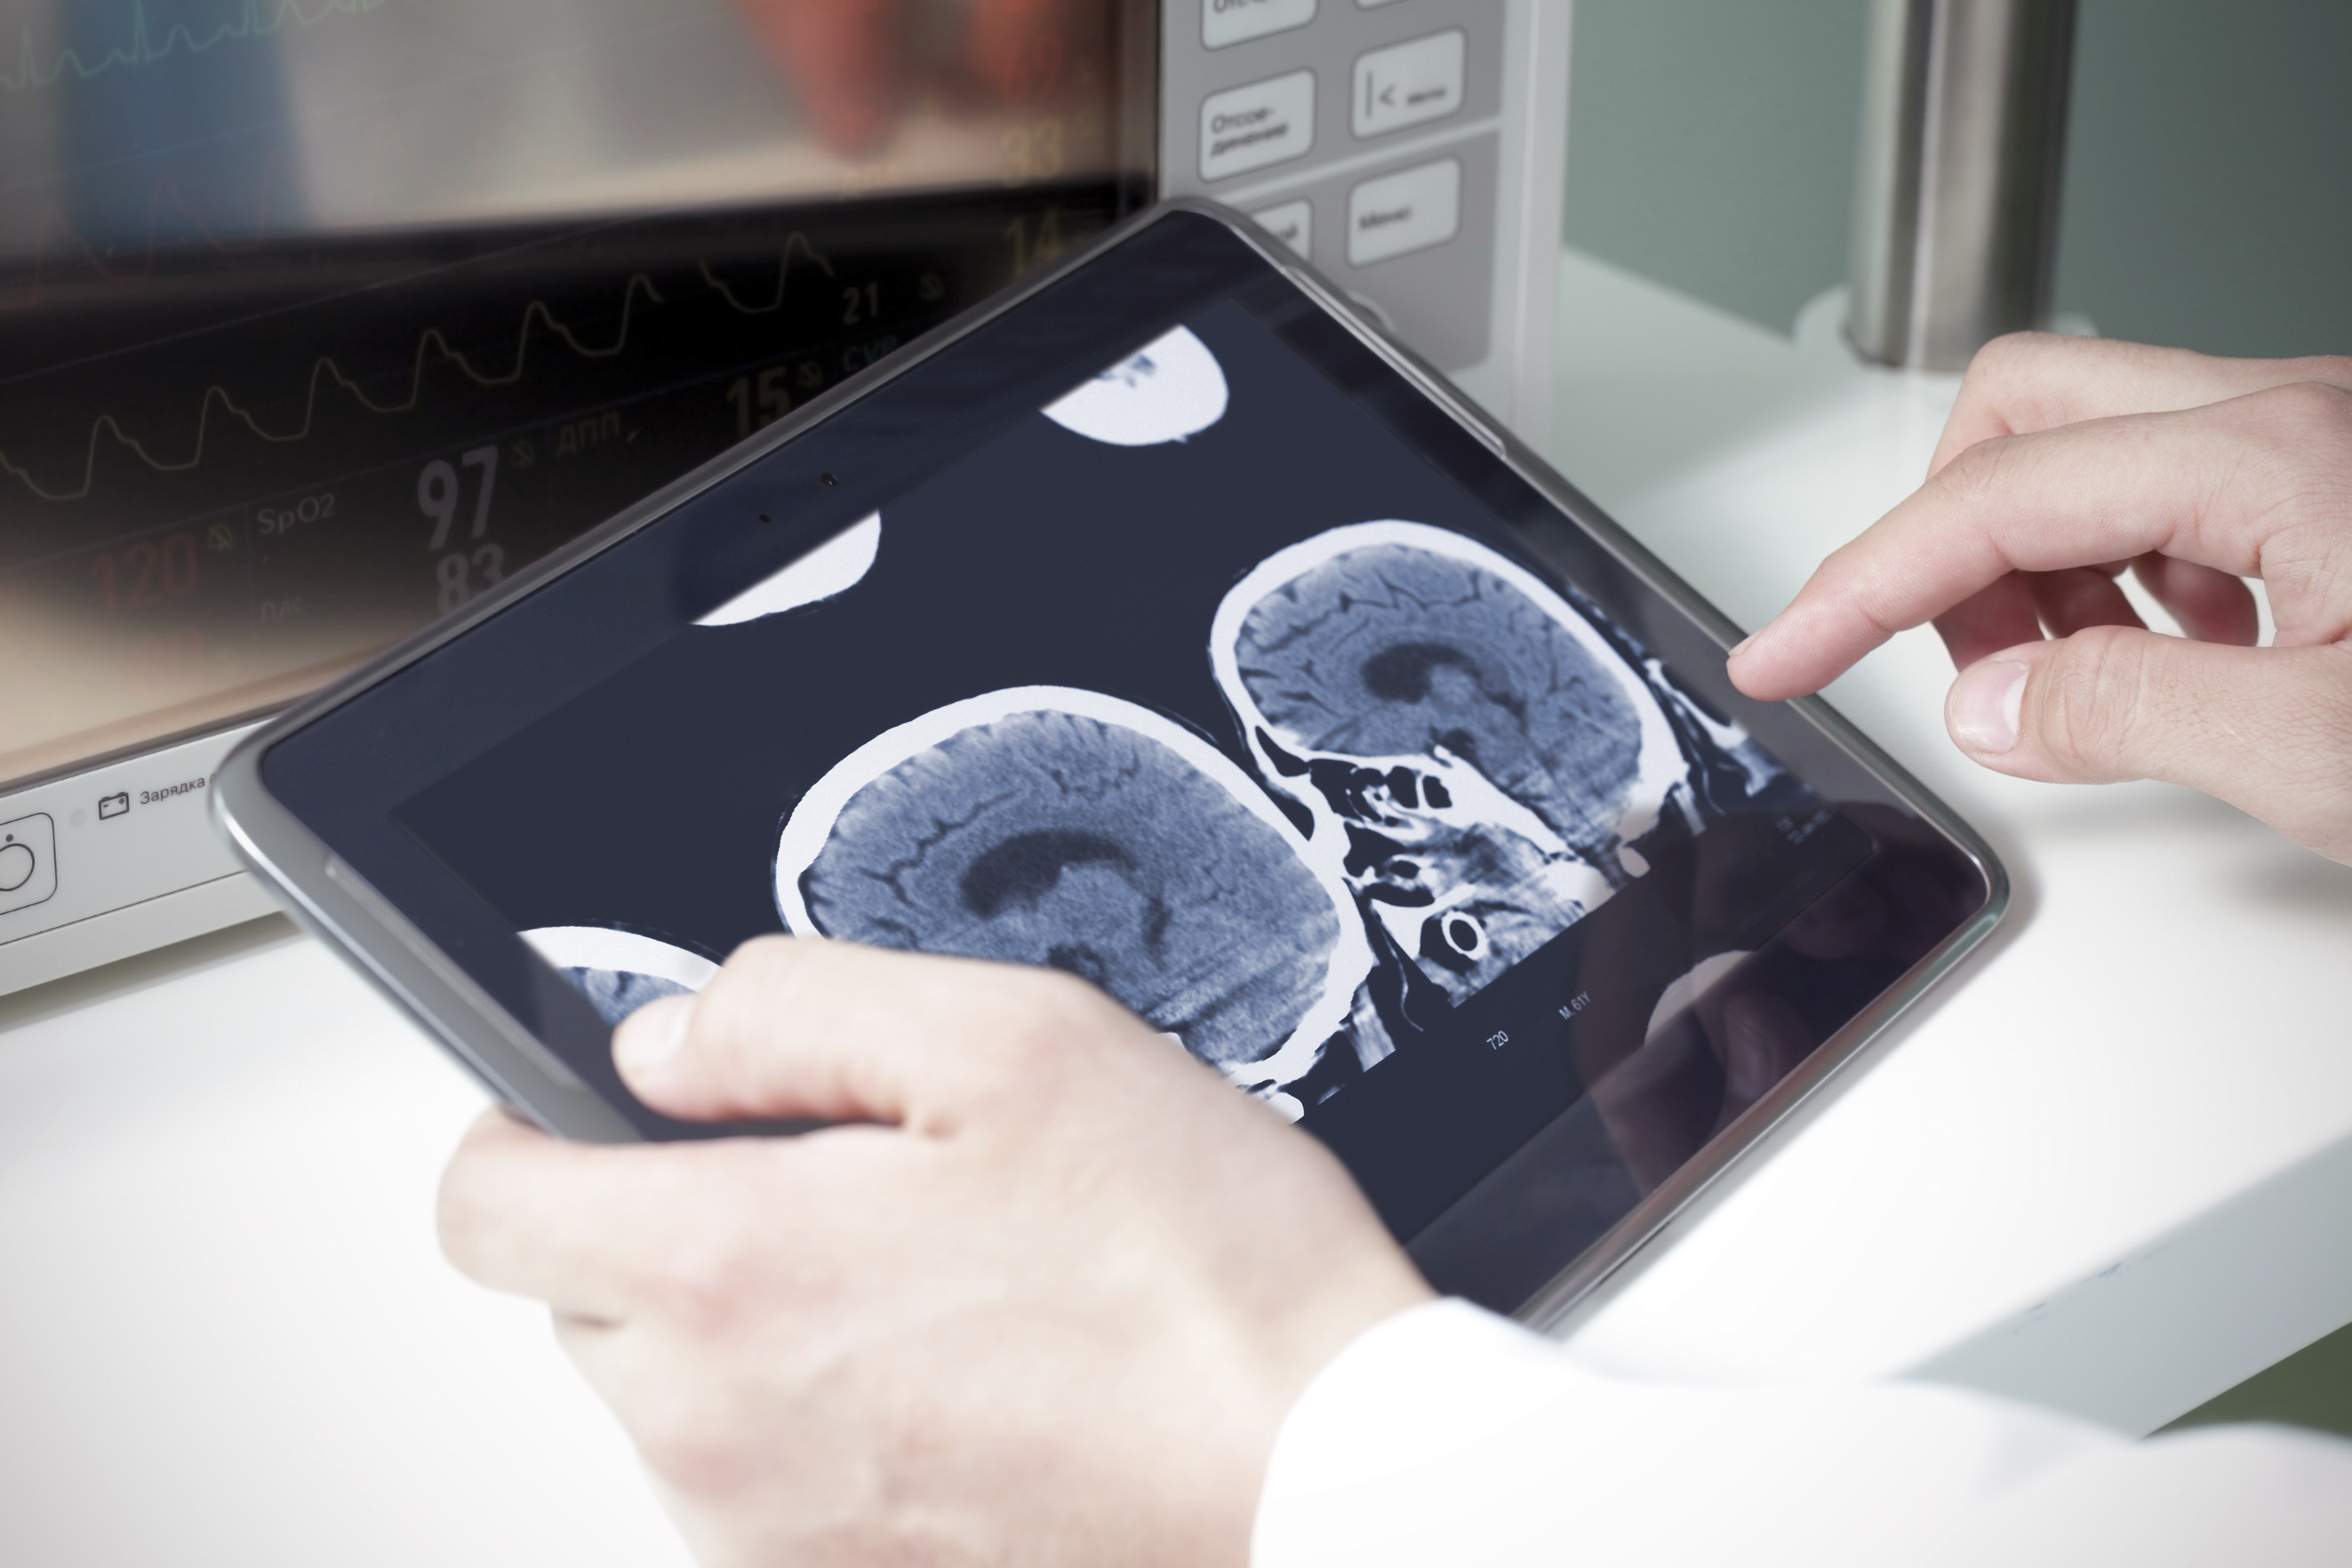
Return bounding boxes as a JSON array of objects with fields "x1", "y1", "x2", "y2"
[
  {"x1": 0, "y1": 813, "x2": 57, "y2": 917},
  {"x1": 1203, "y1": 0, "x2": 1317, "y2": 49},
  {"x1": 1347, "y1": 159, "x2": 1461, "y2": 265},
  {"x1": 1353, "y1": 30, "x2": 1466, "y2": 139},
  {"x1": 1200, "y1": 70, "x2": 1318, "y2": 182},
  {"x1": 1251, "y1": 199, "x2": 1314, "y2": 259}
]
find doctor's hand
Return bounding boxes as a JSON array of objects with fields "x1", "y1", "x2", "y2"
[
  {"x1": 1727, "y1": 334, "x2": 2352, "y2": 865},
  {"x1": 437, "y1": 939, "x2": 1433, "y2": 1568}
]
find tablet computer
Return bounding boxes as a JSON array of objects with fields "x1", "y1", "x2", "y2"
[{"x1": 213, "y1": 200, "x2": 2004, "y2": 1324}]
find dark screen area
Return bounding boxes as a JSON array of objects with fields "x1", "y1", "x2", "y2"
[
  {"x1": 0, "y1": 183, "x2": 1135, "y2": 786},
  {"x1": 0, "y1": 0, "x2": 1147, "y2": 787}
]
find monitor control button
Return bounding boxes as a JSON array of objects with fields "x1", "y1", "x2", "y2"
[
  {"x1": 1352, "y1": 29, "x2": 1466, "y2": 139},
  {"x1": 1204, "y1": 0, "x2": 1316, "y2": 49},
  {"x1": 1347, "y1": 158, "x2": 1462, "y2": 266},
  {"x1": 0, "y1": 813, "x2": 58, "y2": 917},
  {"x1": 1200, "y1": 70, "x2": 1317, "y2": 182},
  {"x1": 1251, "y1": 198, "x2": 1314, "y2": 259}
]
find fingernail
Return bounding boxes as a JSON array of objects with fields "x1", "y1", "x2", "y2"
[
  {"x1": 1949, "y1": 659, "x2": 2029, "y2": 752},
  {"x1": 1727, "y1": 633, "x2": 1756, "y2": 660},
  {"x1": 615, "y1": 996, "x2": 693, "y2": 1080}
]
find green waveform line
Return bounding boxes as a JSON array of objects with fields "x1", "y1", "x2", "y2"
[
  {"x1": 1, "y1": 234, "x2": 839, "y2": 504},
  {"x1": 3, "y1": 0, "x2": 385, "y2": 92}
]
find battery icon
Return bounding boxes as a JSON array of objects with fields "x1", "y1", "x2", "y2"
[{"x1": 98, "y1": 793, "x2": 129, "y2": 820}]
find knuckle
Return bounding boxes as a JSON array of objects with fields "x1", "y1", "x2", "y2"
[
  {"x1": 967, "y1": 964, "x2": 1118, "y2": 1085},
  {"x1": 1941, "y1": 332, "x2": 2072, "y2": 454},
  {"x1": 1002, "y1": 969, "x2": 1098, "y2": 1065},
  {"x1": 2234, "y1": 385, "x2": 2352, "y2": 622},
  {"x1": 630, "y1": 1391, "x2": 752, "y2": 1500},
  {"x1": 728, "y1": 933, "x2": 810, "y2": 998},
  {"x1": 2247, "y1": 378, "x2": 2352, "y2": 437},
  {"x1": 1935, "y1": 431, "x2": 2029, "y2": 509},
  {"x1": 703, "y1": 935, "x2": 821, "y2": 1044},
  {"x1": 646, "y1": 1208, "x2": 769, "y2": 1338},
  {"x1": 2031, "y1": 626, "x2": 2152, "y2": 778},
  {"x1": 1968, "y1": 330, "x2": 2050, "y2": 383},
  {"x1": 2280, "y1": 360, "x2": 2352, "y2": 403}
]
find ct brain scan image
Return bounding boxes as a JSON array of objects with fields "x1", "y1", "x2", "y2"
[
  {"x1": 775, "y1": 688, "x2": 1367, "y2": 1110},
  {"x1": 522, "y1": 926, "x2": 721, "y2": 1027},
  {"x1": 761, "y1": 522, "x2": 1797, "y2": 1118},
  {"x1": 1212, "y1": 522, "x2": 1754, "y2": 1014},
  {"x1": 1040, "y1": 326, "x2": 1229, "y2": 447}
]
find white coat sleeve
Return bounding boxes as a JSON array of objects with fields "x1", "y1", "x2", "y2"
[{"x1": 1252, "y1": 1298, "x2": 2352, "y2": 1568}]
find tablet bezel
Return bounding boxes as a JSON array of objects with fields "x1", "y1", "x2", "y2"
[{"x1": 213, "y1": 198, "x2": 2007, "y2": 1321}]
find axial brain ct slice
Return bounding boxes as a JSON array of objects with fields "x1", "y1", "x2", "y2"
[{"x1": 782, "y1": 696, "x2": 1348, "y2": 1072}]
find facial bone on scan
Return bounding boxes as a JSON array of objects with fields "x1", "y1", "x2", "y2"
[
  {"x1": 777, "y1": 693, "x2": 1361, "y2": 1083},
  {"x1": 1214, "y1": 522, "x2": 1691, "y2": 1008}
]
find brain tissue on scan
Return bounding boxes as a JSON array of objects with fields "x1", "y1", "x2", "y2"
[
  {"x1": 564, "y1": 969, "x2": 696, "y2": 1027},
  {"x1": 523, "y1": 927, "x2": 719, "y2": 1027},
  {"x1": 798, "y1": 708, "x2": 1342, "y2": 1068},
  {"x1": 1231, "y1": 539, "x2": 1662, "y2": 1006}
]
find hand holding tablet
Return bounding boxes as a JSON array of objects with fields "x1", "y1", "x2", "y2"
[{"x1": 439, "y1": 940, "x2": 1430, "y2": 1568}]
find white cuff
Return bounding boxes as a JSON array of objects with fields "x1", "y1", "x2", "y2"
[
  {"x1": 1252, "y1": 1298, "x2": 2125, "y2": 1568},
  {"x1": 1251, "y1": 1298, "x2": 1604, "y2": 1568}
]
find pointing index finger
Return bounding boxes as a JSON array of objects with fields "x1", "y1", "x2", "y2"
[{"x1": 1728, "y1": 386, "x2": 2352, "y2": 701}]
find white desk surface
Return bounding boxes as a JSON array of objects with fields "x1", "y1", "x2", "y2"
[{"x1": 4, "y1": 251, "x2": 2349, "y2": 1566}]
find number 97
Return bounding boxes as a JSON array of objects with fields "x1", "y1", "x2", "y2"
[{"x1": 418, "y1": 446, "x2": 500, "y2": 550}]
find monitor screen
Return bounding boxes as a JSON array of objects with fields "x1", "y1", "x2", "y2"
[{"x1": 0, "y1": 0, "x2": 1150, "y2": 789}]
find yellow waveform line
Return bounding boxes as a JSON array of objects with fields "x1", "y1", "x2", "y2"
[
  {"x1": 3, "y1": 0, "x2": 384, "y2": 92},
  {"x1": 697, "y1": 230, "x2": 836, "y2": 313},
  {"x1": 3, "y1": 230, "x2": 844, "y2": 504},
  {"x1": 0, "y1": 274, "x2": 667, "y2": 504}
]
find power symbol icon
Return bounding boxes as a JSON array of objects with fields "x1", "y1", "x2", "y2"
[
  {"x1": 0, "y1": 838, "x2": 33, "y2": 894},
  {"x1": 0, "y1": 813, "x2": 58, "y2": 917}
]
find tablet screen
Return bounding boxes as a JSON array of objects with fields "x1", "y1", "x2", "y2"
[{"x1": 256, "y1": 211, "x2": 1990, "y2": 1311}]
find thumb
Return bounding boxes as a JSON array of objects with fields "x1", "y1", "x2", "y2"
[
  {"x1": 1946, "y1": 629, "x2": 2352, "y2": 861},
  {"x1": 612, "y1": 936, "x2": 1133, "y2": 1130}
]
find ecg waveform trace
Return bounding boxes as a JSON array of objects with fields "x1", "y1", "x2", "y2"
[
  {"x1": 3, "y1": 0, "x2": 385, "y2": 92},
  {"x1": 0, "y1": 232, "x2": 844, "y2": 504},
  {"x1": 697, "y1": 230, "x2": 833, "y2": 314}
]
